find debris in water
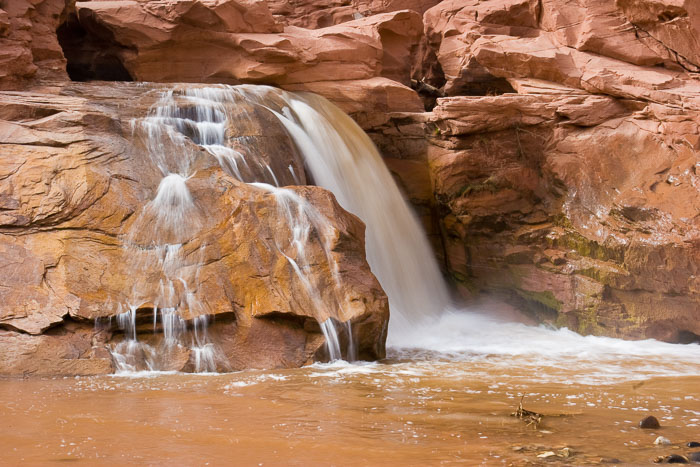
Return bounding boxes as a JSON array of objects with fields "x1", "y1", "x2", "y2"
[
  {"x1": 558, "y1": 447, "x2": 573, "y2": 458},
  {"x1": 512, "y1": 395, "x2": 543, "y2": 428}
]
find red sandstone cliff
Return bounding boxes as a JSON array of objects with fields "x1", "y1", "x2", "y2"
[{"x1": 0, "y1": 0, "x2": 698, "y2": 375}]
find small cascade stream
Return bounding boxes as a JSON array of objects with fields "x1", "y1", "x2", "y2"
[{"x1": 108, "y1": 85, "x2": 385, "y2": 371}]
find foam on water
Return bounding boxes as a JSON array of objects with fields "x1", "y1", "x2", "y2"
[{"x1": 383, "y1": 308, "x2": 700, "y2": 383}]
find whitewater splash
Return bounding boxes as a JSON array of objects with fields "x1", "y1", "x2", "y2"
[{"x1": 104, "y1": 83, "x2": 700, "y2": 380}]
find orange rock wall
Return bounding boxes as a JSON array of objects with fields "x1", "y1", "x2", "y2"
[{"x1": 1, "y1": 0, "x2": 699, "y2": 371}]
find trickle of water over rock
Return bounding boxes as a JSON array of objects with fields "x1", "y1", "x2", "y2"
[{"x1": 107, "y1": 84, "x2": 429, "y2": 371}]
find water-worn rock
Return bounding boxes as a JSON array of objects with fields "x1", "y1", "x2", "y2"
[
  {"x1": 688, "y1": 442, "x2": 700, "y2": 448},
  {"x1": 1, "y1": 0, "x2": 699, "y2": 352},
  {"x1": 640, "y1": 415, "x2": 661, "y2": 429},
  {"x1": 0, "y1": 0, "x2": 70, "y2": 89},
  {"x1": 71, "y1": 1, "x2": 422, "y2": 87},
  {"x1": 0, "y1": 82, "x2": 389, "y2": 375},
  {"x1": 662, "y1": 454, "x2": 689, "y2": 464},
  {"x1": 398, "y1": 0, "x2": 700, "y2": 342},
  {"x1": 656, "y1": 437, "x2": 673, "y2": 446}
]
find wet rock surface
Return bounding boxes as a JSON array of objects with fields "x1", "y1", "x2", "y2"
[
  {"x1": 0, "y1": 82, "x2": 389, "y2": 375},
  {"x1": 641, "y1": 415, "x2": 662, "y2": 429},
  {"x1": 1, "y1": 0, "x2": 699, "y2": 375}
]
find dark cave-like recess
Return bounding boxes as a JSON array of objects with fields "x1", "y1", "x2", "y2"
[
  {"x1": 678, "y1": 330, "x2": 700, "y2": 344},
  {"x1": 57, "y1": 14, "x2": 133, "y2": 81}
]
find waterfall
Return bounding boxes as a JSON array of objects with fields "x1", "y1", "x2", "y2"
[
  {"x1": 260, "y1": 92, "x2": 452, "y2": 337},
  {"x1": 107, "y1": 83, "x2": 451, "y2": 371}
]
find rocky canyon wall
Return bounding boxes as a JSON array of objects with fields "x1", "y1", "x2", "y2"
[
  {"x1": 1, "y1": 0, "x2": 699, "y2": 376},
  {"x1": 414, "y1": 0, "x2": 700, "y2": 342}
]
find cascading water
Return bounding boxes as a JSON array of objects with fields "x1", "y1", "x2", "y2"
[
  {"x1": 234, "y1": 88, "x2": 452, "y2": 335},
  {"x1": 105, "y1": 83, "x2": 700, "y2": 374},
  {"x1": 107, "y1": 85, "x2": 375, "y2": 370},
  {"x1": 105, "y1": 88, "x2": 221, "y2": 372}
]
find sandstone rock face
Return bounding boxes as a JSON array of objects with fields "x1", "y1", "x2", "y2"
[
  {"x1": 267, "y1": 0, "x2": 441, "y2": 29},
  {"x1": 422, "y1": 90, "x2": 699, "y2": 341},
  {"x1": 406, "y1": 0, "x2": 700, "y2": 342},
  {"x1": 59, "y1": 0, "x2": 425, "y2": 125},
  {"x1": 0, "y1": 82, "x2": 388, "y2": 375},
  {"x1": 71, "y1": 1, "x2": 422, "y2": 86},
  {"x1": 1, "y1": 0, "x2": 699, "y2": 362},
  {"x1": 0, "y1": 0, "x2": 70, "y2": 89}
]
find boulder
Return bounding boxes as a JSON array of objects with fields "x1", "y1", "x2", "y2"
[{"x1": 0, "y1": 82, "x2": 389, "y2": 375}]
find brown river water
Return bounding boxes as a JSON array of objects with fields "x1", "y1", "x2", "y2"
[{"x1": 2, "y1": 312, "x2": 700, "y2": 466}]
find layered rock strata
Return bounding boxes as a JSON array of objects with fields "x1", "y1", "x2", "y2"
[
  {"x1": 0, "y1": 82, "x2": 388, "y2": 375},
  {"x1": 411, "y1": 0, "x2": 700, "y2": 341},
  {"x1": 0, "y1": 0, "x2": 698, "y2": 362}
]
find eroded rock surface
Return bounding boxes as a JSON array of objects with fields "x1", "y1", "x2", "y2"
[
  {"x1": 359, "y1": 0, "x2": 700, "y2": 341},
  {"x1": 1, "y1": 0, "x2": 699, "y2": 370},
  {"x1": 72, "y1": 1, "x2": 422, "y2": 85},
  {"x1": 0, "y1": 0, "x2": 70, "y2": 88},
  {"x1": 401, "y1": 0, "x2": 700, "y2": 341},
  {"x1": 0, "y1": 83, "x2": 388, "y2": 375}
]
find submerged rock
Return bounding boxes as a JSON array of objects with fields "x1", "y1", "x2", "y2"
[
  {"x1": 663, "y1": 454, "x2": 690, "y2": 464},
  {"x1": 656, "y1": 437, "x2": 672, "y2": 446},
  {"x1": 640, "y1": 416, "x2": 661, "y2": 429}
]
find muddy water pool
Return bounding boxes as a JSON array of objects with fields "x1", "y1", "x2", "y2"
[{"x1": 3, "y1": 319, "x2": 700, "y2": 466}]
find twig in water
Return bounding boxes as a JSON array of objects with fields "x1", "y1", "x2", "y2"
[{"x1": 511, "y1": 395, "x2": 543, "y2": 428}]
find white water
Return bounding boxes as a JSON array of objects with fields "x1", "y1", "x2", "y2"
[
  {"x1": 246, "y1": 90, "x2": 452, "y2": 337},
  {"x1": 105, "y1": 83, "x2": 700, "y2": 381},
  {"x1": 387, "y1": 309, "x2": 700, "y2": 382},
  {"x1": 109, "y1": 85, "x2": 358, "y2": 367}
]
